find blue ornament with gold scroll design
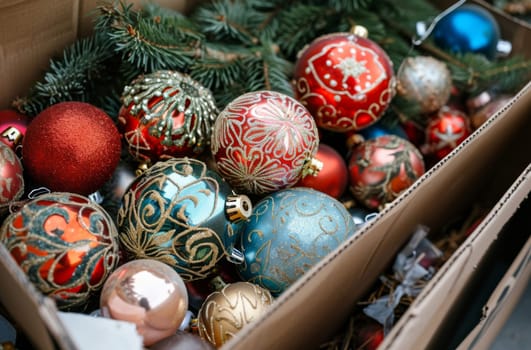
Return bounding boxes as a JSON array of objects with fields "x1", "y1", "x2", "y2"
[
  {"x1": 238, "y1": 187, "x2": 356, "y2": 295},
  {"x1": 117, "y1": 157, "x2": 252, "y2": 282},
  {"x1": 432, "y1": 4, "x2": 500, "y2": 60}
]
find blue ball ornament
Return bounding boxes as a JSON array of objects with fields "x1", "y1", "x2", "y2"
[
  {"x1": 117, "y1": 157, "x2": 252, "y2": 281},
  {"x1": 238, "y1": 187, "x2": 356, "y2": 295},
  {"x1": 432, "y1": 4, "x2": 500, "y2": 59},
  {"x1": 360, "y1": 119, "x2": 408, "y2": 141}
]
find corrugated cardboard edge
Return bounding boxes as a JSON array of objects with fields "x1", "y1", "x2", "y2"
[
  {"x1": 222, "y1": 81, "x2": 531, "y2": 350},
  {"x1": 0, "y1": 244, "x2": 78, "y2": 350},
  {"x1": 379, "y1": 164, "x2": 531, "y2": 350},
  {"x1": 457, "y1": 236, "x2": 531, "y2": 350}
]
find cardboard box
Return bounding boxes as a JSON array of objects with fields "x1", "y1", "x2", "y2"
[{"x1": 0, "y1": 1, "x2": 529, "y2": 349}]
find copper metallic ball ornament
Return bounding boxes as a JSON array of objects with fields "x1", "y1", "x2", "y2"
[
  {"x1": 118, "y1": 70, "x2": 219, "y2": 164},
  {"x1": 0, "y1": 143, "x2": 24, "y2": 205},
  {"x1": 348, "y1": 135, "x2": 425, "y2": 210},
  {"x1": 396, "y1": 56, "x2": 452, "y2": 115},
  {"x1": 22, "y1": 101, "x2": 121, "y2": 195},
  {"x1": 293, "y1": 31, "x2": 396, "y2": 132},
  {"x1": 0, "y1": 192, "x2": 120, "y2": 309},
  {"x1": 197, "y1": 282, "x2": 274, "y2": 348},
  {"x1": 100, "y1": 259, "x2": 189, "y2": 346}
]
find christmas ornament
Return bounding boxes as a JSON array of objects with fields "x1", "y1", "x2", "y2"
[
  {"x1": 424, "y1": 107, "x2": 471, "y2": 162},
  {"x1": 400, "y1": 120, "x2": 426, "y2": 148},
  {"x1": 211, "y1": 90, "x2": 320, "y2": 195},
  {"x1": 0, "y1": 143, "x2": 24, "y2": 205},
  {"x1": 469, "y1": 94, "x2": 512, "y2": 129},
  {"x1": 358, "y1": 119, "x2": 408, "y2": 142},
  {"x1": 22, "y1": 101, "x2": 121, "y2": 195},
  {"x1": 293, "y1": 30, "x2": 396, "y2": 132},
  {"x1": 117, "y1": 157, "x2": 252, "y2": 281},
  {"x1": 118, "y1": 70, "x2": 218, "y2": 164},
  {"x1": 197, "y1": 281, "x2": 273, "y2": 348},
  {"x1": 432, "y1": 4, "x2": 501, "y2": 59},
  {"x1": 295, "y1": 143, "x2": 348, "y2": 199},
  {"x1": 348, "y1": 135, "x2": 425, "y2": 210},
  {"x1": 100, "y1": 259, "x2": 188, "y2": 346},
  {"x1": 0, "y1": 109, "x2": 30, "y2": 153},
  {"x1": 0, "y1": 192, "x2": 120, "y2": 309},
  {"x1": 238, "y1": 187, "x2": 356, "y2": 295},
  {"x1": 185, "y1": 259, "x2": 241, "y2": 312},
  {"x1": 150, "y1": 331, "x2": 215, "y2": 350},
  {"x1": 396, "y1": 56, "x2": 452, "y2": 115}
]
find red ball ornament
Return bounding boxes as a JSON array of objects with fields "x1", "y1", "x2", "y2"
[
  {"x1": 295, "y1": 143, "x2": 348, "y2": 198},
  {"x1": 294, "y1": 31, "x2": 396, "y2": 132},
  {"x1": 0, "y1": 143, "x2": 24, "y2": 205},
  {"x1": 0, "y1": 192, "x2": 120, "y2": 309},
  {"x1": 348, "y1": 135, "x2": 425, "y2": 210},
  {"x1": 0, "y1": 109, "x2": 30, "y2": 153},
  {"x1": 22, "y1": 102, "x2": 121, "y2": 195},
  {"x1": 118, "y1": 70, "x2": 219, "y2": 164},
  {"x1": 424, "y1": 107, "x2": 471, "y2": 162},
  {"x1": 211, "y1": 90, "x2": 320, "y2": 195}
]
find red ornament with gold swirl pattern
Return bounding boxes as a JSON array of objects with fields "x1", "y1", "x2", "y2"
[
  {"x1": 293, "y1": 30, "x2": 396, "y2": 132},
  {"x1": 211, "y1": 90, "x2": 320, "y2": 195},
  {"x1": 348, "y1": 135, "x2": 425, "y2": 210},
  {"x1": 0, "y1": 192, "x2": 120, "y2": 310}
]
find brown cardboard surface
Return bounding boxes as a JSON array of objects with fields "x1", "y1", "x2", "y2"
[
  {"x1": 380, "y1": 164, "x2": 531, "y2": 350},
  {"x1": 457, "y1": 236, "x2": 530, "y2": 350},
  {"x1": 0, "y1": 0, "x2": 80, "y2": 108}
]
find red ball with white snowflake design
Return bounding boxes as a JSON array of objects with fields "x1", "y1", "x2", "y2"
[
  {"x1": 294, "y1": 31, "x2": 396, "y2": 132},
  {"x1": 211, "y1": 90, "x2": 320, "y2": 195},
  {"x1": 425, "y1": 107, "x2": 471, "y2": 162}
]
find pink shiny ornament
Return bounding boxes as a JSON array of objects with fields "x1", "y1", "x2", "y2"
[
  {"x1": 0, "y1": 109, "x2": 30, "y2": 153},
  {"x1": 348, "y1": 135, "x2": 425, "y2": 210},
  {"x1": 294, "y1": 32, "x2": 396, "y2": 132},
  {"x1": 100, "y1": 259, "x2": 189, "y2": 346},
  {"x1": 425, "y1": 107, "x2": 471, "y2": 162},
  {"x1": 295, "y1": 143, "x2": 348, "y2": 198},
  {"x1": 0, "y1": 143, "x2": 24, "y2": 205},
  {"x1": 211, "y1": 90, "x2": 320, "y2": 195}
]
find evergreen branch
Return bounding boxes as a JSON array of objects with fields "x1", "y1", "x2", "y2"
[{"x1": 12, "y1": 35, "x2": 114, "y2": 116}]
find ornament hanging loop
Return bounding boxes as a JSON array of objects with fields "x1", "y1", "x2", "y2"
[{"x1": 412, "y1": 0, "x2": 467, "y2": 46}]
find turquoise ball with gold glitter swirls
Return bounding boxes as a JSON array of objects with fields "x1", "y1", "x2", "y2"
[
  {"x1": 117, "y1": 157, "x2": 252, "y2": 282},
  {"x1": 238, "y1": 187, "x2": 356, "y2": 296}
]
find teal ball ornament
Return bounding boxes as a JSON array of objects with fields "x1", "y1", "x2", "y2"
[
  {"x1": 238, "y1": 187, "x2": 356, "y2": 295},
  {"x1": 432, "y1": 4, "x2": 500, "y2": 59},
  {"x1": 117, "y1": 157, "x2": 252, "y2": 281}
]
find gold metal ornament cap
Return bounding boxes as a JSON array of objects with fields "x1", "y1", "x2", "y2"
[
  {"x1": 301, "y1": 157, "x2": 324, "y2": 178},
  {"x1": 197, "y1": 282, "x2": 274, "y2": 347},
  {"x1": 350, "y1": 25, "x2": 369, "y2": 38},
  {"x1": 225, "y1": 194, "x2": 252, "y2": 223}
]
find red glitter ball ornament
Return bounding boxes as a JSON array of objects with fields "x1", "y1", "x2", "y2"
[
  {"x1": 22, "y1": 102, "x2": 121, "y2": 195},
  {"x1": 294, "y1": 31, "x2": 396, "y2": 132},
  {"x1": 424, "y1": 107, "x2": 471, "y2": 162},
  {"x1": 211, "y1": 90, "x2": 320, "y2": 195},
  {"x1": 0, "y1": 143, "x2": 24, "y2": 205},
  {"x1": 0, "y1": 109, "x2": 30, "y2": 153},
  {"x1": 0, "y1": 192, "x2": 120, "y2": 309},
  {"x1": 295, "y1": 143, "x2": 348, "y2": 199},
  {"x1": 348, "y1": 135, "x2": 425, "y2": 210}
]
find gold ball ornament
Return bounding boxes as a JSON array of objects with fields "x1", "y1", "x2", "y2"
[
  {"x1": 100, "y1": 259, "x2": 188, "y2": 346},
  {"x1": 197, "y1": 282, "x2": 274, "y2": 347}
]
